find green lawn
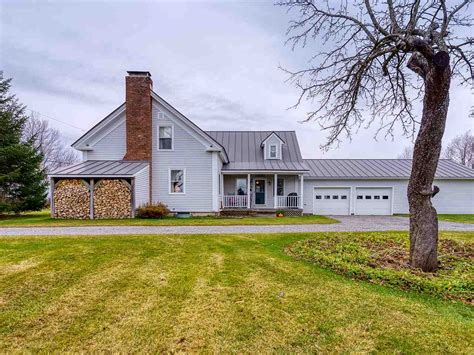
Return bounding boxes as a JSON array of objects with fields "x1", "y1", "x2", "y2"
[
  {"x1": 437, "y1": 214, "x2": 474, "y2": 224},
  {"x1": 396, "y1": 214, "x2": 474, "y2": 224},
  {"x1": 0, "y1": 232, "x2": 472, "y2": 352},
  {"x1": 0, "y1": 210, "x2": 337, "y2": 227}
]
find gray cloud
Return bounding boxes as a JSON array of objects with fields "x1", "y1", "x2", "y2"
[{"x1": 0, "y1": 0, "x2": 472, "y2": 159}]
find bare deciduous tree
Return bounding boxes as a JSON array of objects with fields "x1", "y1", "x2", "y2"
[
  {"x1": 23, "y1": 113, "x2": 79, "y2": 174},
  {"x1": 443, "y1": 130, "x2": 474, "y2": 167},
  {"x1": 398, "y1": 145, "x2": 414, "y2": 159},
  {"x1": 278, "y1": 0, "x2": 473, "y2": 271}
]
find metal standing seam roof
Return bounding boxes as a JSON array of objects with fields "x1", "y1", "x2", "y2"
[
  {"x1": 304, "y1": 159, "x2": 474, "y2": 179},
  {"x1": 49, "y1": 160, "x2": 149, "y2": 177},
  {"x1": 205, "y1": 131, "x2": 309, "y2": 171}
]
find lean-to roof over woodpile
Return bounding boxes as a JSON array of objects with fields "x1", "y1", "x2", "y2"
[{"x1": 50, "y1": 160, "x2": 149, "y2": 177}]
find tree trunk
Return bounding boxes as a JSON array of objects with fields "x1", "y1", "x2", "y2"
[{"x1": 408, "y1": 56, "x2": 451, "y2": 272}]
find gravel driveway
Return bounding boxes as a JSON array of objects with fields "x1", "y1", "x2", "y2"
[{"x1": 0, "y1": 216, "x2": 472, "y2": 236}]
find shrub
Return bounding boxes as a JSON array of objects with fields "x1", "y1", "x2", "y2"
[{"x1": 136, "y1": 202, "x2": 170, "y2": 219}]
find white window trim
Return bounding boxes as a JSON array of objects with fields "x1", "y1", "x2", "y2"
[
  {"x1": 269, "y1": 144, "x2": 278, "y2": 159},
  {"x1": 169, "y1": 168, "x2": 186, "y2": 194},
  {"x1": 158, "y1": 124, "x2": 174, "y2": 151}
]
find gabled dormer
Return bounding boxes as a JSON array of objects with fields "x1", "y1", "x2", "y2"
[{"x1": 261, "y1": 132, "x2": 285, "y2": 160}]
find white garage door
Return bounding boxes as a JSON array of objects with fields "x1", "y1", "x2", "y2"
[
  {"x1": 313, "y1": 188, "x2": 351, "y2": 215},
  {"x1": 355, "y1": 188, "x2": 392, "y2": 215}
]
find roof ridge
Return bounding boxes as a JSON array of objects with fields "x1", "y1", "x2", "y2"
[{"x1": 205, "y1": 130, "x2": 296, "y2": 133}]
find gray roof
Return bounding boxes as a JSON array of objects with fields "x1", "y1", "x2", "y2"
[
  {"x1": 304, "y1": 159, "x2": 474, "y2": 179},
  {"x1": 50, "y1": 160, "x2": 149, "y2": 177},
  {"x1": 206, "y1": 131, "x2": 308, "y2": 171}
]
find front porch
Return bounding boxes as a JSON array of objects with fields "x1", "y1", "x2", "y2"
[{"x1": 219, "y1": 172, "x2": 304, "y2": 212}]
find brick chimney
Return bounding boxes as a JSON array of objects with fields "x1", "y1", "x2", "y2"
[{"x1": 123, "y1": 71, "x2": 153, "y2": 161}]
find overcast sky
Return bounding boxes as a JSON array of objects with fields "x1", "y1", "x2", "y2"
[{"x1": 1, "y1": 0, "x2": 472, "y2": 159}]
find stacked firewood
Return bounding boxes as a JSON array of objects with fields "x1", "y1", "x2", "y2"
[
  {"x1": 53, "y1": 179, "x2": 90, "y2": 219},
  {"x1": 93, "y1": 179, "x2": 131, "y2": 219}
]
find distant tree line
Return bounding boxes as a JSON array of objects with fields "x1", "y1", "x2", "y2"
[
  {"x1": 399, "y1": 131, "x2": 473, "y2": 168},
  {"x1": 23, "y1": 112, "x2": 79, "y2": 174}
]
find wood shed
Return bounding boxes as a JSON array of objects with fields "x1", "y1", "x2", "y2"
[{"x1": 49, "y1": 160, "x2": 149, "y2": 219}]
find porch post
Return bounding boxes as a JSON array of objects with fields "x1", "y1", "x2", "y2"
[
  {"x1": 89, "y1": 178, "x2": 94, "y2": 220},
  {"x1": 247, "y1": 173, "x2": 251, "y2": 209},
  {"x1": 299, "y1": 174, "x2": 304, "y2": 209},
  {"x1": 50, "y1": 177, "x2": 55, "y2": 217},
  {"x1": 220, "y1": 173, "x2": 224, "y2": 209},
  {"x1": 274, "y1": 173, "x2": 278, "y2": 209},
  {"x1": 131, "y1": 178, "x2": 136, "y2": 218}
]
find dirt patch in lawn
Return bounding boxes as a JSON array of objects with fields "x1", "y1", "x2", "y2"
[{"x1": 286, "y1": 233, "x2": 474, "y2": 304}]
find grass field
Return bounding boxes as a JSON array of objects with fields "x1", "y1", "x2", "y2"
[
  {"x1": 396, "y1": 214, "x2": 474, "y2": 224},
  {"x1": 0, "y1": 232, "x2": 472, "y2": 353},
  {"x1": 0, "y1": 210, "x2": 337, "y2": 227},
  {"x1": 436, "y1": 214, "x2": 474, "y2": 224}
]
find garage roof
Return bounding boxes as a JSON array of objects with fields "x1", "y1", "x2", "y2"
[
  {"x1": 304, "y1": 159, "x2": 474, "y2": 179},
  {"x1": 50, "y1": 160, "x2": 149, "y2": 177}
]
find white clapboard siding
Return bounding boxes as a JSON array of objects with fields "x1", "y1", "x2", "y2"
[
  {"x1": 431, "y1": 179, "x2": 474, "y2": 214},
  {"x1": 151, "y1": 104, "x2": 215, "y2": 212},
  {"x1": 303, "y1": 179, "x2": 474, "y2": 215},
  {"x1": 87, "y1": 115, "x2": 126, "y2": 160},
  {"x1": 134, "y1": 165, "x2": 150, "y2": 208}
]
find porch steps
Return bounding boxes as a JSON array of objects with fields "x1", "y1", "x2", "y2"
[{"x1": 220, "y1": 208, "x2": 303, "y2": 217}]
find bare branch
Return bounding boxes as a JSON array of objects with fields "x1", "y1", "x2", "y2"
[
  {"x1": 364, "y1": 0, "x2": 389, "y2": 35},
  {"x1": 386, "y1": 0, "x2": 400, "y2": 32},
  {"x1": 278, "y1": 0, "x2": 473, "y2": 148}
]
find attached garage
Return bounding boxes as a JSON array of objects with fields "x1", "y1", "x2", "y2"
[
  {"x1": 354, "y1": 187, "x2": 392, "y2": 215},
  {"x1": 313, "y1": 187, "x2": 350, "y2": 215}
]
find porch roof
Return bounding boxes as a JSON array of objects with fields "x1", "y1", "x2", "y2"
[{"x1": 220, "y1": 162, "x2": 308, "y2": 172}]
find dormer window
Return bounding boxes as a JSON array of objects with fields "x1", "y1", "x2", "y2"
[
  {"x1": 269, "y1": 144, "x2": 277, "y2": 158},
  {"x1": 261, "y1": 132, "x2": 284, "y2": 160}
]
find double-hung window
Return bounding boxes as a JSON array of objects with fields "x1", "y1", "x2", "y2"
[
  {"x1": 170, "y1": 169, "x2": 185, "y2": 193},
  {"x1": 269, "y1": 144, "x2": 277, "y2": 158},
  {"x1": 159, "y1": 126, "x2": 173, "y2": 150}
]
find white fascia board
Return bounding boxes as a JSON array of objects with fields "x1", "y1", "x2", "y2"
[
  {"x1": 260, "y1": 132, "x2": 285, "y2": 147},
  {"x1": 221, "y1": 170, "x2": 308, "y2": 174},
  {"x1": 49, "y1": 174, "x2": 135, "y2": 178},
  {"x1": 151, "y1": 91, "x2": 229, "y2": 163},
  {"x1": 72, "y1": 104, "x2": 126, "y2": 150},
  {"x1": 304, "y1": 176, "x2": 474, "y2": 180}
]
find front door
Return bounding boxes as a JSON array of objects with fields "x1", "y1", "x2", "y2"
[{"x1": 255, "y1": 179, "x2": 266, "y2": 205}]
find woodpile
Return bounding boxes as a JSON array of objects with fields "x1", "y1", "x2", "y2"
[
  {"x1": 93, "y1": 179, "x2": 131, "y2": 219},
  {"x1": 53, "y1": 179, "x2": 90, "y2": 219}
]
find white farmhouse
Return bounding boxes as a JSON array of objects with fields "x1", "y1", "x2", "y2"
[{"x1": 49, "y1": 71, "x2": 474, "y2": 218}]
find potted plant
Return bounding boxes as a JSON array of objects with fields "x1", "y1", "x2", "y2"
[{"x1": 276, "y1": 210, "x2": 285, "y2": 218}]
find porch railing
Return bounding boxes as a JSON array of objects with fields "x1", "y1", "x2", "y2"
[
  {"x1": 222, "y1": 195, "x2": 248, "y2": 208},
  {"x1": 277, "y1": 195, "x2": 300, "y2": 209}
]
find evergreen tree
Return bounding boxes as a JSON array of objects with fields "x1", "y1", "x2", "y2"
[{"x1": 0, "y1": 72, "x2": 46, "y2": 213}]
